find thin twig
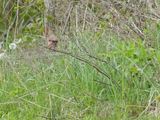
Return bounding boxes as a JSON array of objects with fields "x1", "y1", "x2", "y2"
[{"x1": 54, "y1": 49, "x2": 111, "y2": 80}]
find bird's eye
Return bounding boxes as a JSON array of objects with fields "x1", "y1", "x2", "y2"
[{"x1": 48, "y1": 40, "x2": 52, "y2": 42}]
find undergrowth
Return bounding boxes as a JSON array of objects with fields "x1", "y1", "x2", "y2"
[{"x1": 0, "y1": 31, "x2": 160, "y2": 120}]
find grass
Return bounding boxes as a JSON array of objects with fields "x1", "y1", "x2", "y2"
[{"x1": 0, "y1": 31, "x2": 160, "y2": 120}]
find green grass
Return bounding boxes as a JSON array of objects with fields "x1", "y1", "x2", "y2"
[{"x1": 1, "y1": 31, "x2": 160, "y2": 120}]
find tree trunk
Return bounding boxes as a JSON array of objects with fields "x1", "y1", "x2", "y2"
[{"x1": 44, "y1": 0, "x2": 56, "y2": 31}]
